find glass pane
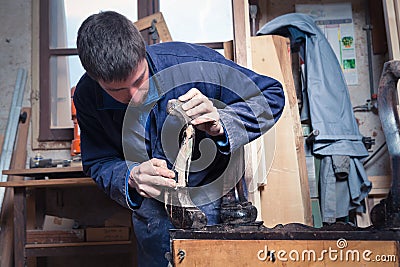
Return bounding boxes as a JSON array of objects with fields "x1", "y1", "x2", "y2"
[
  {"x1": 49, "y1": 56, "x2": 73, "y2": 129},
  {"x1": 48, "y1": 0, "x2": 137, "y2": 129},
  {"x1": 160, "y1": 0, "x2": 233, "y2": 43},
  {"x1": 50, "y1": 0, "x2": 138, "y2": 49},
  {"x1": 49, "y1": 55, "x2": 85, "y2": 129}
]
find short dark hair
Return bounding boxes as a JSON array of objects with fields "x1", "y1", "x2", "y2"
[{"x1": 77, "y1": 11, "x2": 146, "y2": 82}]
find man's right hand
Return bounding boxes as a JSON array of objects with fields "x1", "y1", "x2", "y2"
[{"x1": 128, "y1": 158, "x2": 176, "y2": 198}]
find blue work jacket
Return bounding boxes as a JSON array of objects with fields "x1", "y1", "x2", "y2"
[{"x1": 74, "y1": 41, "x2": 284, "y2": 211}]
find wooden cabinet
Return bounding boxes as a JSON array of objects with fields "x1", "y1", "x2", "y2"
[{"x1": 0, "y1": 167, "x2": 136, "y2": 267}]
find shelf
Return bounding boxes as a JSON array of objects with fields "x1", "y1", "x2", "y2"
[
  {"x1": 26, "y1": 240, "x2": 132, "y2": 248},
  {"x1": 0, "y1": 178, "x2": 95, "y2": 188},
  {"x1": 25, "y1": 241, "x2": 135, "y2": 257},
  {"x1": 2, "y1": 166, "x2": 85, "y2": 178}
]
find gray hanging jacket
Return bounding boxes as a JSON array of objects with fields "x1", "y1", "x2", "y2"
[{"x1": 257, "y1": 13, "x2": 371, "y2": 223}]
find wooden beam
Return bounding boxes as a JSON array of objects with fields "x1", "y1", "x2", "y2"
[
  {"x1": 223, "y1": 41, "x2": 234, "y2": 61},
  {"x1": 134, "y1": 12, "x2": 172, "y2": 42},
  {"x1": 2, "y1": 166, "x2": 84, "y2": 177},
  {"x1": 231, "y1": 0, "x2": 266, "y2": 221},
  {"x1": 368, "y1": 175, "x2": 392, "y2": 195},
  {"x1": 0, "y1": 178, "x2": 95, "y2": 188},
  {"x1": 0, "y1": 108, "x2": 31, "y2": 267},
  {"x1": 272, "y1": 36, "x2": 312, "y2": 225},
  {"x1": 382, "y1": 0, "x2": 400, "y2": 59},
  {"x1": 231, "y1": 0, "x2": 252, "y2": 67}
]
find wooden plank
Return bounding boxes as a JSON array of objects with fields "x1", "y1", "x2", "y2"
[
  {"x1": 0, "y1": 178, "x2": 95, "y2": 188},
  {"x1": 27, "y1": 229, "x2": 85, "y2": 244},
  {"x1": 0, "y1": 107, "x2": 30, "y2": 267},
  {"x1": 24, "y1": 241, "x2": 134, "y2": 258},
  {"x1": 172, "y1": 239, "x2": 398, "y2": 266},
  {"x1": 394, "y1": 0, "x2": 400, "y2": 45},
  {"x1": 368, "y1": 175, "x2": 392, "y2": 196},
  {"x1": 231, "y1": 0, "x2": 252, "y2": 67},
  {"x1": 0, "y1": 135, "x2": 3, "y2": 152},
  {"x1": 133, "y1": 12, "x2": 172, "y2": 42},
  {"x1": 370, "y1": 0, "x2": 388, "y2": 54},
  {"x1": 231, "y1": 0, "x2": 266, "y2": 221},
  {"x1": 382, "y1": 0, "x2": 400, "y2": 59},
  {"x1": 382, "y1": 0, "x2": 400, "y2": 103},
  {"x1": 250, "y1": 35, "x2": 312, "y2": 227},
  {"x1": 223, "y1": 40, "x2": 234, "y2": 61},
  {"x1": 25, "y1": 240, "x2": 132, "y2": 249},
  {"x1": 2, "y1": 166, "x2": 84, "y2": 177},
  {"x1": 358, "y1": 175, "x2": 392, "y2": 227},
  {"x1": 356, "y1": 196, "x2": 372, "y2": 227},
  {"x1": 272, "y1": 36, "x2": 312, "y2": 225},
  {"x1": 14, "y1": 187, "x2": 26, "y2": 267}
]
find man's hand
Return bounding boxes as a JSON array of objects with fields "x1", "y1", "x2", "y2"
[
  {"x1": 178, "y1": 88, "x2": 224, "y2": 136},
  {"x1": 128, "y1": 158, "x2": 176, "y2": 198}
]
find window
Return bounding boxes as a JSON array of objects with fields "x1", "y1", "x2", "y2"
[
  {"x1": 37, "y1": 0, "x2": 138, "y2": 142},
  {"x1": 160, "y1": 0, "x2": 233, "y2": 53},
  {"x1": 35, "y1": 0, "x2": 232, "y2": 145},
  {"x1": 160, "y1": 0, "x2": 233, "y2": 44}
]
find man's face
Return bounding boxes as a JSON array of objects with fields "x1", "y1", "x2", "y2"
[{"x1": 98, "y1": 59, "x2": 149, "y2": 106}]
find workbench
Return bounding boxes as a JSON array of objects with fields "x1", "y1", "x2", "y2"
[
  {"x1": 0, "y1": 167, "x2": 136, "y2": 267},
  {"x1": 170, "y1": 223, "x2": 400, "y2": 266}
]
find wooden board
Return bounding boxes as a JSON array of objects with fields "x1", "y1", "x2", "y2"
[
  {"x1": 0, "y1": 108, "x2": 31, "y2": 267},
  {"x1": 231, "y1": 0, "x2": 266, "y2": 222},
  {"x1": 27, "y1": 229, "x2": 85, "y2": 244},
  {"x1": 231, "y1": 0, "x2": 252, "y2": 67},
  {"x1": 133, "y1": 12, "x2": 172, "y2": 42},
  {"x1": 368, "y1": 175, "x2": 392, "y2": 196},
  {"x1": 383, "y1": 0, "x2": 400, "y2": 59},
  {"x1": 250, "y1": 35, "x2": 312, "y2": 227},
  {"x1": 382, "y1": 0, "x2": 400, "y2": 102},
  {"x1": 0, "y1": 178, "x2": 95, "y2": 188},
  {"x1": 0, "y1": 135, "x2": 3, "y2": 153},
  {"x1": 172, "y1": 239, "x2": 398, "y2": 266},
  {"x1": 2, "y1": 166, "x2": 84, "y2": 177}
]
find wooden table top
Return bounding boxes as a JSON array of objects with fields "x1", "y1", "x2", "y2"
[
  {"x1": 2, "y1": 166, "x2": 86, "y2": 178},
  {"x1": 0, "y1": 178, "x2": 95, "y2": 188}
]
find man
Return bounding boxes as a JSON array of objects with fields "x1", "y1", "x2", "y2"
[{"x1": 74, "y1": 11, "x2": 284, "y2": 267}]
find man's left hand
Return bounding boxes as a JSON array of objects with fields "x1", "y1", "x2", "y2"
[{"x1": 178, "y1": 88, "x2": 224, "y2": 136}]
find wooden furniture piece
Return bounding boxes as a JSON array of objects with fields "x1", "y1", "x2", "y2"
[
  {"x1": 0, "y1": 167, "x2": 136, "y2": 267},
  {"x1": 170, "y1": 225, "x2": 400, "y2": 266},
  {"x1": 382, "y1": 0, "x2": 400, "y2": 120},
  {"x1": 0, "y1": 107, "x2": 30, "y2": 267},
  {"x1": 134, "y1": 12, "x2": 172, "y2": 42}
]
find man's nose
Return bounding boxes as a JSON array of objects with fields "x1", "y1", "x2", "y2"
[{"x1": 129, "y1": 87, "x2": 138, "y2": 97}]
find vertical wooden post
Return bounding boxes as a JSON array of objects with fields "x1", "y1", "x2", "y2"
[
  {"x1": 231, "y1": 0, "x2": 266, "y2": 221},
  {"x1": 382, "y1": 0, "x2": 400, "y2": 102},
  {"x1": 0, "y1": 108, "x2": 31, "y2": 267},
  {"x1": 13, "y1": 187, "x2": 27, "y2": 267},
  {"x1": 231, "y1": 0, "x2": 252, "y2": 67}
]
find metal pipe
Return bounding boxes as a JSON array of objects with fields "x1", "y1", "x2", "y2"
[
  {"x1": 0, "y1": 68, "x2": 27, "y2": 212},
  {"x1": 376, "y1": 60, "x2": 400, "y2": 225},
  {"x1": 364, "y1": 0, "x2": 375, "y2": 97}
]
